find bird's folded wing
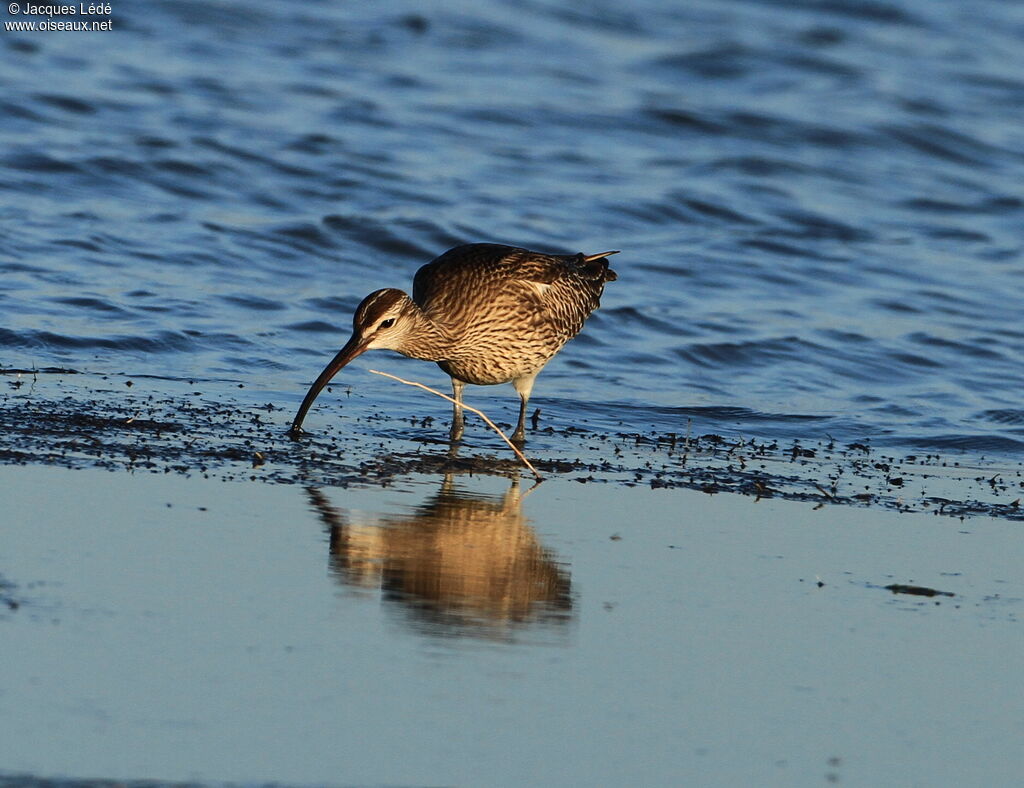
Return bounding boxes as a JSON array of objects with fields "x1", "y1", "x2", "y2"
[{"x1": 414, "y1": 243, "x2": 617, "y2": 304}]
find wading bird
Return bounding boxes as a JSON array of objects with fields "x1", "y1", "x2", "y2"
[{"x1": 289, "y1": 243, "x2": 618, "y2": 443}]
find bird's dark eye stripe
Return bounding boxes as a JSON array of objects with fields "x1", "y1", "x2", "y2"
[{"x1": 379, "y1": 318, "x2": 395, "y2": 329}]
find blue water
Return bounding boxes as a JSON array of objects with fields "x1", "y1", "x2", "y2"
[
  {"x1": 3, "y1": 0, "x2": 1023, "y2": 453},
  {"x1": 4, "y1": 465, "x2": 1024, "y2": 786}
]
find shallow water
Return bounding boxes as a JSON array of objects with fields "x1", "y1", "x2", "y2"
[
  {"x1": 3, "y1": 0, "x2": 1023, "y2": 454},
  {"x1": 2, "y1": 6, "x2": 1024, "y2": 785},
  {"x1": 2, "y1": 465, "x2": 1023, "y2": 786}
]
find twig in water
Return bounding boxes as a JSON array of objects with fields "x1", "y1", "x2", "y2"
[{"x1": 368, "y1": 369, "x2": 543, "y2": 480}]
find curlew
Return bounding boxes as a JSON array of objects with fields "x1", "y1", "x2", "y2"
[{"x1": 289, "y1": 243, "x2": 618, "y2": 442}]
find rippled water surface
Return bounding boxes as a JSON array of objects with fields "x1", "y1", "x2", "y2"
[{"x1": 3, "y1": 1, "x2": 1024, "y2": 450}]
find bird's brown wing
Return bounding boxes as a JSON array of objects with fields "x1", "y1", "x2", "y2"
[{"x1": 413, "y1": 243, "x2": 617, "y2": 308}]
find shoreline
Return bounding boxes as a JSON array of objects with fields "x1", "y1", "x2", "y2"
[{"x1": 3, "y1": 369, "x2": 1021, "y2": 522}]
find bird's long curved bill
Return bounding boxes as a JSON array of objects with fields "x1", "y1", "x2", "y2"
[{"x1": 289, "y1": 334, "x2": 368, "y2": 434}]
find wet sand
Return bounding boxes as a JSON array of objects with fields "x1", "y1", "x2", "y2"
[{"x1": 3, "y1": 369, "x2": 1022, "y2": 521}]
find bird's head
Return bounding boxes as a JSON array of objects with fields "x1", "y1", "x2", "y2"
[
  {"x1": 289, "y1": 288, "x2": 416, "y2": 435},
  {"x1": 350, "y1": 288, "x2": 418, "y2": 351}
]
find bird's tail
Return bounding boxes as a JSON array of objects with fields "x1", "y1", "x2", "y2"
[{"x1": 581, "y1": 250, "x2": 619, "y2": 282}]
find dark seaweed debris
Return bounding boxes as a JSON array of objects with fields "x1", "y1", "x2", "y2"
[
  {"x1": 885, "y1": 584, "x2": 956, "y2": 598},
  {"x1": 0, "y1": 574, "x2": 20, "y2": 613},
  {"x1": 2, "y1": 370, "x2": 1023, "y2": 521}
]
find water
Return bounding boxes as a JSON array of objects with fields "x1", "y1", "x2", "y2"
[
  {"x1": 3, "y1": 465, "x2": 1023, "y2": 786},
  {"x1": 2, "y1": 0, "x2": 1023, "y2": 455},
  {"x1": 5, "y1": 7, "x2": 1024, "y2": 785}
]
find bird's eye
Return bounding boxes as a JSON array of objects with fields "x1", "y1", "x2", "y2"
[{"x1": 379, "y1": 318, "x2": 395, "y2": 329}]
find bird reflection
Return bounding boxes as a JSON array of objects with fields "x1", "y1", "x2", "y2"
[{"x1": 305, "y1": 475, "x2": 573, "y2": 641}]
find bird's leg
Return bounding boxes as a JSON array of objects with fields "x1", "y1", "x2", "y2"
[
  {"x1": 446, "y1": 440, "x2": 462, "y2": 462},
  {"x1": 449, "y1": 378, "x2": 465, "y2": 443},
  {"x1": 512, "y1": 395, "x2": 529, "y2": 444},
  {"x1": 511, "y1": 371, "x2": 539, "y2": 445}
]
